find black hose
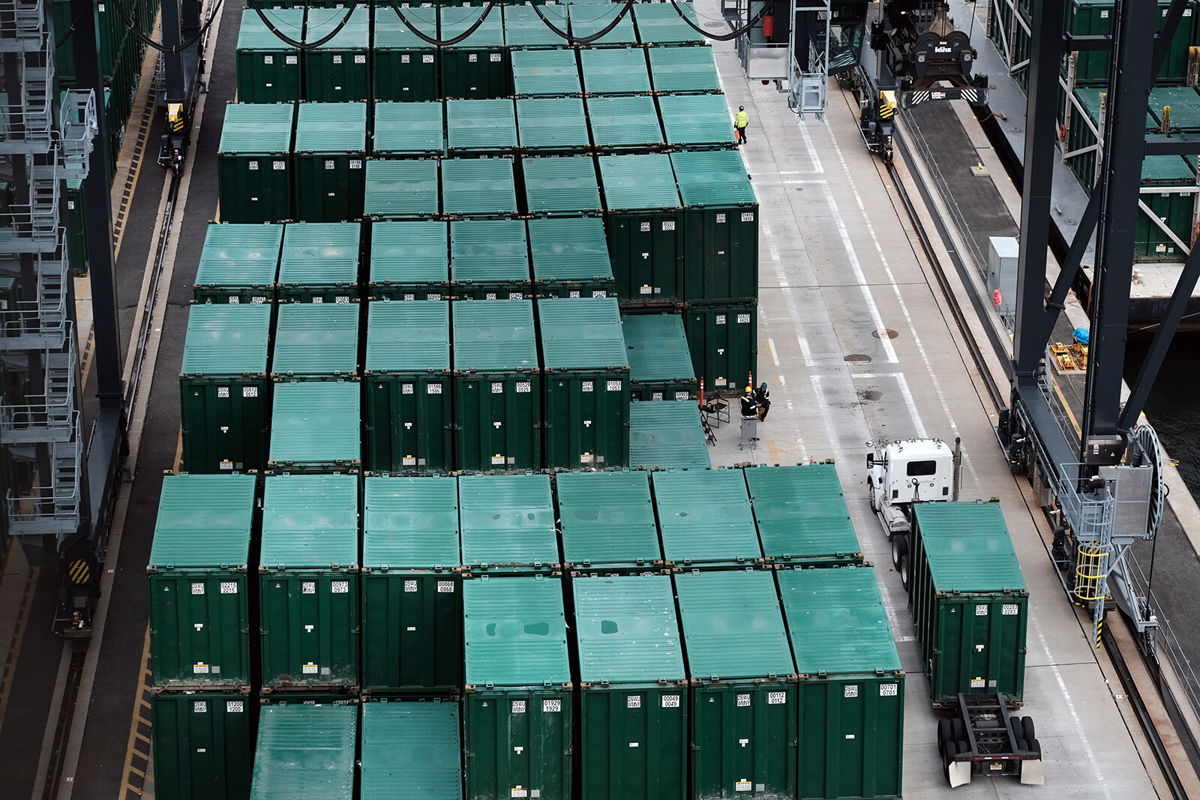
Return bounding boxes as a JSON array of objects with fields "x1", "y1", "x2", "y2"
[
  {"x1": 667, "y1": 0, "x2": 773, "y2": 42},
  {"x1": 110, "y1": 0, "x2": 225, "y2": 54},
  {"x1": 54, "y1": 5, "x2": 85, "y2": 49},
  {"x1": 530, "y1": 0, "x2": 637, "y2": 45},
  {"x1": 248, "y1": 0, "x2": 357, "y2": 50},
  {"x1": 385, "y1": 2, "x2": 498, "y2": 48}
]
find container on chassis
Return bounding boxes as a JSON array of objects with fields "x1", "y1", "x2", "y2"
[
  {"x1": 517, "y1": 97, "x2": 592, "y2": 154},
  {"x1": 363, "y1": 159, "x2": 440, "y2": 220},
  {"x1": 622, "y1": 313, "x2": 697, "y2": 401},
  {"x1": 217, "y1": 103, "x2": 294, "y2": 224},
  {"x1": 441, "y1": 156, "x2": 518, "y2": 217},
  {"x1": 271, "y1": 303, "x2": 358, "y2": 381},
  {"x1": 633, "y1": 3, "x2": 706, "y2": 45},
  {"x1": 629, "y1": 399, "x2": 711, "y2": 469},
  {"x1": 236, "y1": 8, "x2": 303, "y2": 103},
  {"x1": 672, "y1": 149, "x2": 759, "y2": 302},
  {"x1": 653, "y1": 468, "x2": 763, "y2": 569},
  {"x1": 538, "y1": 297, "x2": 631, "y2": 468},
  {"x1": 193, "y1": 223, "x2": 282, "y2": 305},
  {"x1": 523, "y1": 155, "x2": 603, "y2": 216},
  {"x1": 360, "y1": 701, "x2": 464, "y2": 799},
  {"x1": 743, "y1": 463, "x2": 863, "y2": 567},
  {"x1": 450, "y1": 219, "x2": 532, "y2": 300},
  {"x1": 588, "y1": 95, "x2": 665, "y2": 151},
  {"x1": 292, "y1": 102, "x2": 367, "y2": 223},
  {"x1": 460, "y1": 473, "x2": 559, "y2": 575},
  {"x1": 447, "y1": 98, "x2": 518, "y2": 155},
  {"x1": 909, "y1": 502, "x2": 1028, "y2": 706},
  {"x1": 574, "y1": 575, "x2": 687, "y2": 800},
  {"x1": 268, "y1": 381, "x2": 361, "y2": 474},
  {"x1": 276, "y1": 221, "x2": 359, "y2": 303},
  {"x1": 303, "y1": 7, "x2": 370, "y2": 102},
  {"x1": 373, "y1": 7, "x2": 439, "y2": 102},
  {"x1": 250, "y1": 705, "x2": 355, "y2": 799},
  {"x1": 598, "y1": 153, "x2": 684, "y2": 301},
  {"x1": 529, "y1": 216, "x2": 615, "y2": 298},
  {"x1": 180, "y1": 304, "x2": 272, "y2": 474},
  {"x1": 557, "y1": 470, "x2": 663, "y2": 574},
  {"x1": 361, "y1": 476, "x2": 462, "y2": 693},
  {"x1": 452, "y1": 300, "x2": 542, "y2": 471},
  {"x1": 463, "y1": 576, "x2": 572, "y2": 800},
  {"x1": 440, "y1": 5, "x2": 510, "y2": 99},
  {"x1": 674, "y1": 569, "x2": 798, "y2": 800},
  {"x1": 363, "y1": 301, "x2": 453, "y2": 474},
  {"x1": 148, "y1": 474, "x2": 256, "y2": 688},
  {"x1": 368, "y1": 221, "x2": 450, "y2": 300},
  {"x1": 648, "y1": 45, "x2": 722, "y2": 94},
  {"x1": 579, "y1": 47, "x2": 652, "y2": 96},
  {"x1": 373, "y1": 101, "x2": 444, "y2": 158},
  {"x1": 682, "y1": 301, "x2": 757, "y2": 392},
  {"x1": 151, "y1": 689, "x2": 254, "y2": 800},
  {"x1": 503, "y1": 4, "x2": 569, "y2": 49},
  {"x1": 778, "y1": 567, "x2": 904, "y2": 800},
  {"x1": 570, "y1": 3, "x2": 638, "y2": 46},
  {"x1": 259, "y1": 474, "x2": 360, "y2": 691},
  {"x1": 512, "y1": 48, "x2": 583, "y2": 97}
]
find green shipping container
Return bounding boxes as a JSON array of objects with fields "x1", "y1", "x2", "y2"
[
  {"x1": 599, "y1": 154, "x2": 684, "y2": 301},
  {"x1": 529, "y1": 217, "x2": 615, "y2": 298},
  {"x1": 304, "y1": 7, "x2": 370, "y2": 102},
  {"x1": 743, "y1": 464, "x2": 863, "y2": 566},
  {"x1": 452, "y1": 300, "x2": 542, "y2": 471},
  {"x1": 683, "y1": 301, "x2": 758, "y2": 392},
  {"x1": 511, "y1": 48, "x2": 583, "y2": 97},
  {"x1": 463, "y1": 576, "x2": 572, "y2": 800},
  {"x1": 580, "y1": 47, "x2": 652, "y2": 95},
  {"x1": 574, "y1": 575, "x2": 688, "y2": 800},
  {"x1": 250, "y1": 705, "x2": 356, "y2": 799},
  {"x1": 571, "y1": 4, "x2": 638, "y2": 46},
  {"x1": 623, "y1": 313, "x2": 697, "y2": 401},
  {"x1": 634, "y1": 3, "x2": 706, "y2": 45},
  {"x1": 442, "y1": 157, "x2": 518, "y2": 217},
  {"x1": 363, "y1": 159, "x2": 440, "y2": 219},
  {"x1": 588, "y1": 95, "x2": 665, "y2": 150},
  {"x1": 672, "y1": 149, "x2": 759, "y2": 302},
  {"x1": 236, "y1": 8, "x2": 303, "y2": 103},
  {"x1": 523, "y1": 155, "x2": 603, "y2": 216},
  {"x1": 373, "y1": 101, "x2": 444, "y2": 157},
  {"x1": 180, "y1": 304, "x2": 272, "y2": 474},
  {"x1": 268, "y1": 381, "x2": 361, "y2": 473},
  {"x1": 148, "y1": 474, "x2": 257, "y2": 688},
  {"x1": 556, "y1": 470, "x2": 662, "y2": 573},
  {"x1": 1064, "y1": 0, "x2": 1195, "y2": 84},
  {"x1": 909, "y1": 502, "x2": 1029, "y2": 706},
  {"x1": 648, "y1": 45, "x2": 722, "y2": 94},
  {"x1": 368, "y1": 221, "x2": 450, "y2": 300},
  {"x1": 362, "y1": 477, "x2": 462, "y2": 693},
  {"x1": 1148, "y1": 86, "x2": 1200, "y2": 132},
  {"x1": 218, "y1": 103, "x2": 294, "y2": 224},
  {"x1": 538, "y1": 297, "x2": 631, "y2": 468},
  {"x1": 276, "y1": 221, "x2": 360, "y2": 303},
  {"x1": 460, "y1": 473, "x2": 559, "y2": 574},
  {"x1": 194, "y1": 223, "x2": 283, "y2": 304},
  {"x1": 361, "y1": 701, "x2": 464, "y2": 799},
  {"x1": 1133, "y1": 155, "x2": 1197, "y2": 261},
  {"x1": 440, "y1": 5, "x2": 510, "y2": 99},
  {"x1": 293, "y1": 102, "x2": 367, "y2": 223},
  {"x1": 152, "y1": 689, "x2": 254, "y2": 800},
  {"x1": 65, "y1": 177, "x2": 88, "y2": 276},
  {"x1": 364, "y1": 301, "x2": 453, "y2": 473},
  {"x1": 675, "y1": 570, "x2": 797, "y2": 800},
  {"x1": 629, "y1": 400, "x2": 711, "y2": 470},
  {"x1": 447, "y1": 98, "x2": 518, "y2": 155},
  {"x1": 517, "y1": 97, "x2": 592, "y2": 154},
  {"x1": 653, "y1": 469, "x2": 762, "y2": 569},
  {"x1": 504, "y1": 4, "x2": 570, "y2": 49},
  {"x1": 373, "y1": 7, "x2": 440, "y2": 102},
  {"x1": 260, "y1": 474, "x2": 360, "y2": 690},
  {"x1": 778, "y1": 567, "x2": 904, "y2": 800},
  {"x1": 451, "y1": 219, "x2": 533, "y2": 300},
  {"x1": 658, "y1": 93, "x2": 736, "y2": 150},
  {"x1": 271, "y1": 303, "x2": 359, "y2": 381}
]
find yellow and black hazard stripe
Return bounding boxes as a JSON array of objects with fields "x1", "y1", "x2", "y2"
[
  {"x1": 878, "y1": 91, "x2": 898, "y2": 120},
  {"x1": 68, "y1": 558, "x2": 92, "y2": 586}
]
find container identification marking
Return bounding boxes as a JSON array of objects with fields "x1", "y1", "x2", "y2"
[
  {"x1": 217, "y1": 387, "x2": 230, "y2": 398},
  {"x1": 227, "y1": 701, "x2": 244, "y2": 713},
  {"x1": 971, "y1": 677, "x2": 985, "y2": 688},
  {"x1": 248, "y1": 161, "x2": 259, "y2": 171},
  {"x1": 606, "y1": 380, "x2": 622, "y2": 392},
  {"x1": 737, "y1": 314, "x2": 751, "y2": 324},
  {"x1": 193, "y1": 663, "x2": 210, "y2": 674},
  {"x1": 354, "y1": 55, "x2": 366, "y2": 64},
  {"x1": 582, "y1": 381, "x2": 594, "y2": 393},
  {"x1": 880, "y1": 683, "x2": 899, "y2": 697},
  {"x1": 191, "y1": 582, "x2": 205, "y2": 595},
  {"x1": 404, "y1": 580, "x2": 418, "y2": 593},
  {"x1": 629, "y1": 742, "x2": 639, "y2": 747},
  {"x1": 428, "y1": 384, "x2": 442, "y2": 394},
  {"x1": 402, "y1": 383, "x2": 415, "y2": 395},
  {"x1": 324, "y1": 160, "x2": 336, "y2": 170},
  {"x1": 1002, "y1": 603, "x2": 1019, "y2": 616},
  {"x1": 716, "y1": 213, "x2": 726, "y2": 223},
  {"x1": 512, "y1": 700, "x2": 526, "y2": 713},
  {"x1": 511, "y1": 790, "x2": 527, "y2": 798},
  {"x1": 768, "y1": 691, "x2": 787, "y2": 704},
  {"x1": 490, "y1": 53, "x2": 502, "y2": 62},
  {"x1": 220, "y1": 582, "x2": 238, "y2": 594},
  {"x1": 437, "y1": 581, "x2": 455, "y2": 593},
  {"x1": 736, "y1": 694, "x2": 751, "y2": 707},
  {"x1": 543, "y1": 699, "x2": 562, "y2": 713},
  {"x1": 716, "y1": 315, "x2": 726, "y2": 325},
  {"x1": 662, "y1": 694, "x2": 680, "y2": 708},
  {"x1": 423, "y1": 54, "x2": 434, "y2": 63},
  {"x1": 303, "y1": 663, "x2": 319, "y2": 674},
  {"x1": 243, "y1": 386, "x2": 258, "y2": 398},
  {"x1": 975, "y1": 604, "x2": 989, "y2": 616},
  {"x1": 741, "y1": 212, "x2": 755, "y2": 222},
  {"x1": 516, "y1": 381, "x2": 531, "y2": 393},
  {"x1": 286, "y1": 56, "x2": 298, "y2": 65},
  {"x1": 843, "y1": 685, "x2": 859, "y2": 698},
  {"x1": 273, "y1": 161, "x2": 286, "y2": 170},
  {"x1": 639, "y1": 222, "x2": 651, "y2": 232},
  {"x1": 491, "y1": 382, "x2": 504, "y2": 394},
  {"x1": 401, "y1": 54, "x2": 410, "y2": 63},
  {"x1": 662, "y1": 220, "x2": 675, "y2": 231},
  {"x1": 193, "y1": 701, "x2": 207, "y2": 713},
  {"x1": 302, "y1": 582, "x2": 316, "y2": 594},
  {"x1": 735, "y1": 780, "x2": 752, "y2": 791},
  {"x1": 264, "y1": 55, "x2": 273, "y2": 64},
  {"x1": 626, "y1": 695, "x2": 641, "y2": 709},
  {"x1": 331, "y1": 581, "x2": 349, "y2": 594}
]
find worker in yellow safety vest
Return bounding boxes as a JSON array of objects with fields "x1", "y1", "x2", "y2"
[{"x1": 734, "y1": 106, "x2": 749, "y2": 145}]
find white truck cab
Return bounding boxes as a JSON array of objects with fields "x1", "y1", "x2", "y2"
[{"x1": 867, "y1": 438, "x2": 959, "y2": 537}]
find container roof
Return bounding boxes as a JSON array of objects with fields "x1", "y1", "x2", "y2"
[
  {"x1": 373, "y1": 102, "x2": 444, "y2": 154},
  {"x1": 181, "y1": 304, "x2": 271, "y2": 376},
  {"x1": 360, "y1": 703, "x2": 462, "y2": 800},
  {"x1": 587, "y1": 95, "x2": 664, "y2": 149},
  {"x1": 440, "y1": 4, "x2": 504, "y2": 49},
  {"x1": 305, "y1": 6, "x2": 370, "y2": 49},
  {"x1": 633, "y1": 3, "x2": 704, "y2": 44},
  {"x1": 1148, "y1": 85, "x2": 1200, "y2": 130},
  {"x1": 149, "y1": 474, "x2": 256, "y2": 568},
  {"x1": 914, "y1": 502, "x2": 1026, "y2": 592},
  {"x1": 268, "y1": 382, "x2": 361, "y2": 468},
  {"x1": 557, "y1": 471, "x2": 660, "y2": 568},
  {"x1": 251, "y1": 705, "x2": 357, "y2": 800},
  {"x1": 363, "y1": 476, "x2": 460, "y2": 568},
  {"x1": 743, "y1": 464, "x2": 861, "y2": 561},
  {"x1": 459, "y1": 473, "x2": 558, "y2": 569},
  {"x1": 653, "y1": 469, "x2": 761, "y2": 565},
  {"x1": 294, "y1": 102, "x2": 367, "y2": 152},
  {"x1": 365, "y1": 300, "x2": 450, "y2": 373},
  {"x1": 523, "y1": 155, "x2": 602, "y2": 214},
  {"x1": 579, "y1": 47, "x2": 651, "y2": 94},
  {"x1": 503, "y1": 4, "x2": 569, "y2": 48},
  {"x1": 278, "y1": 222, "x2": 360, "y2": 286},
  {"x1": 464, "y1": 576, "x2": 570, "y2": 685},
  {"x1": 672, "y1": 149, "x2": 756, "y2": 206},
  {"x1": 373, "y1": 5, "x2": 437, "y2": 49},
  {"x1": 236, "y1": 7, "x2": 303, "y2": 50},
  {"x1": 218, "y1": 103, "x2": 293, "y2": 154},
  {"x1": 598, "y1": 153, "x2": 680, "y2": 210},
  {"x1": 528, "y1": 217, "x2": 612, "y2": 283},
  {"x1": 195, "y1": 223, "x2": 283, "y2": 289},
  {"x1": 447, "y1": 99, "x2": 518, "y2": 152},
  {"x1": 777, "y1": 567, "x2": 901, "y2": 675},
  {"x1": 538, "y1": 297, "x2": 629, "y2": 369},
  {"x1": 516, "y1": 97, "x2": 591, "y2": 151},
  {"x1": 363, "y1": 160, "x2": 440, "y2": 217},
  {"x1": 622, "y1": 313, "x2": 694, "y2": 383},
  {"x1": 450, "y1": 219, "x2": 531, "y2": 285},
  {"x1": 570, "y1": 4, "x2": 637, "y2": 45},
  {"x1": 648, "y1": 45, "x2": 721, "y2": 93},
  {"x1": 272, "y1": 303, "x2": 359, "y2": 378},
  {"x1": 1141, "y1": 154, "x2": 1196, "y2": 184},
  {"x1": 574, "y1": 575, "x2": 685, "y2": 683},
  {"x1": 369, "y1": 221, "x2": 449, "y2": 286},
  {"x1": 674, "y1": 570, "x2": 795, "y2": 680},
  {"x1": 452, "y1": 299, "x2": 538, "y2": 371},
  {"x1": 629, "y1": 400, "x2": 710, "y2": 469},
  {"x1": 261, "y1": 474, "x2": 359, "y2": 568},
  {"x1": 441, "y1": 157, "x2": 518, "y2": 216},
  {"x1": 658, "y1": 93, "x2": 736, "y2": 147},
  {"x1": 512, "y1": 48, "x2": 582, "y2": 96}
]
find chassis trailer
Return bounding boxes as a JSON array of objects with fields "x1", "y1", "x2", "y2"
[{"x1": 938, "y1": 693, "x2": 1044, "y2": 787}]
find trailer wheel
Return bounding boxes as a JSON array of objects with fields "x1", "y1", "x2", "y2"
[
  {"x1": 950, "y1": 718, "x2": 966, "y2": 742},
  {"x1": 898, "y1": 551, "x2": 911, "y2": 592},
  {"x1": 891, "y1": 533, "x2": 908, "y2": 568},
  {"x1": 1021, "y1": 716, "x2": 1036, "y2": 743},
  {"x1": 1030, "y1": 738, "x2": 1042, "y2": 757},
  {"x1": 937, "y1": 718, "x2": 951, "y2": 750}
]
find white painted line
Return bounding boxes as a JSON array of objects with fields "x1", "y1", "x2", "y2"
[
  {"x1": 767, "y1": 337, "x2": 780, "y2": 367},
  {"x1": 797, "y1": 119, "x2": 825, "y2": 173},
  {"x1": 797, "y1": 335, "x2": 815, "y2": 368},
  {"x1": 809, "y1": 374, "x2": 850, "y2": 464},
  {"x1": 783, "y1": 178, "x2": 828, "y2": 185}
]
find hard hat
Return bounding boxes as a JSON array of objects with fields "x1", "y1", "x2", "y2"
[
  {"x1": 739, "y1": 106, "x2": 745, "y2": 111},
  {"x1": 744, "y1": 386, "x2": 753, "y2": 393}
]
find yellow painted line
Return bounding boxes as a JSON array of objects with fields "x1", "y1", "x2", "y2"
[
  {"x1": 1051, "y1": 377, "x2": 1084, "y2": 436},
  {"x1": 173, "y1": 431, "x2": 183, "y2": 474},
  {"x1": 118, "y1": 630, "x2": 153, "y2": 800}
]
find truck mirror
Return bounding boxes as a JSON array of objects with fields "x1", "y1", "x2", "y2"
[{"x1": 866, "y1": 453, "x2": 874, "y2": 468}]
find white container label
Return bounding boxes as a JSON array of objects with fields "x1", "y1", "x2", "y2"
[
  {"x1": 737, "y1": 314, "x2": 751, "y2": 324},
  {"x1": 975, "y1": 604, "x2": 989, "y2": 616},
  {"x1": 662, "y1": 220, "x2": 675, "y2": 231},
  {"x1": 286, "y1": 55, "x2": 298, "y2": 65},
  {"x1": 191, "y1": 582, "x2": 206, "y2": 595},
  {"x1": 1002, "y1": 603, "x2": 1019, "y2": 616},
  {"x1": 402, "y1": 383, "x2": 415, "y2": 395},
  {"x1": 263, "y1": 55, "x2": 274, "y2": 65},
  {"x1": 741, "y1": 212, "x2": 755, "y2": 222},
  {"x1": 324, "y1": 160, "x2": 336, "y2": 170},
  {"x1": 512, "y1": 700, "x2": 526, "y2": 713},
  {"x1": 423, "y1": 54, "x2": 434, "y2": 64},
  {"x1": 217, "y1": 386, "x2": 230, "y2": 398},
  {"x1": 243, "y1": 386, "x2": 258, "y2": 398},
  {"x1": 193, "y1": 701, "x2": 208, "y2": 713},
  {"x1": 401, "y1": 54, "x2": 411, "y2": 63},
  {"x1": 767, "y1": 692, "x2": 787, "y2": 705},
  {"x1": 248, "y1": 160, "x2": 259, "y2": 171},
  {"x1": 844, "y1": 685, "x2": 859, "y2": 698},
  {"x1": 227, "y1": 701, "x2": 244, "y2": 713},
  {"x1": 469, "y1": 54, "x2": 478, "y2": 62},
  {"x1": 437, "y1": 580, "x2": 455, "y2": 593},
  {"x1": 333, "y1": 55, "x2": 343, "y2": 64},
  {"x1": 582, "y1": 381, "x2": 594, "y2": 393},
  {"x1": 354, "y1": 55, "x2": 366, "y2": 64},
  {"x1": 428, "y1": 384, "x2": 442, "y2": 394},
  {"x1": 880, "y1": 683, "x2": 899, "y2": 697},
  {"x1": 662, "y1": 694, "x2": 680, "y2": 708},
  {"x1": 626, "y1": 695, "x2": 641, "y2": 709},
  {"x1": 302, "y1": 582, "x2": 316, "y2": 594},
  {"x1": 639, "y1": 222, "x2": 651, "y2": 232},
  {"x1": 331, "y1": 581, "x2": 349, "y2": 594},
  {"x1": 490, "y1": 53, "x2": 502, "y2": 62},
  {"x1": 543, "y1": 699, "x2": 562, "y2": 713},
  {"x1": 303, "y1": 663, "x2": 319, "y2": 674},
  {"x1": 220, "y1": 582, "x2": 238, "y2": 595},
  {"x1": 273, "y1": 161, "x2": 286, "y2": 170},
  {"x1": 404, "y1": 580, "x2": 418, "y2": 593},
  {"x1": 491, "y1": 382, "x2": 504, "y2": 394},
  {"x1": 736, "y1": 694, "x2": 751, "y2": 707},
  {"x1": 716, "y1": 213, "x2": 726, "y2": 223},
  {"x1": 606, "y1": 380, "x2": 622, "y2": 392},
  {"x1": 716, "y1": 315, "x2": 727, "y2": 325},
  {"x1": 516, "y1": 381, "x2": 531, "y2": 393}
]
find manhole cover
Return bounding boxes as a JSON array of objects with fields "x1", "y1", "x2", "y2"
[
  {"x1": 872, "y1": 329, "x2": 900, "y2": 340},
  {"x1": 843, "y1": 354, "x2": 872, "y2": 364}
]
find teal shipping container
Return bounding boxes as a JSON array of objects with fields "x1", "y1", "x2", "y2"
[
  {"x1": 271, "y1": 303, "x2": 359, "y2": 381},
  {"x1": 653, "y1": 468, "x2": 763, "y2": 569},
  {"x1": 648, "y1": 45, "x2": 722, "y2": 94},
  {"x1": 629, "y1": 400, "x2": 711, "y2": 470},
  {"x1": 441, "y1": 5, "x2": 510, "y2": 99},
  {"x1": 579, "y1": 47, "x2": 652, "y2": 95},
  {"x1": 460, "y1": 473, "x2": 559, "y2": 574},
  {"x1": 538, "y1": 297, "x2": 631, "y2": 468},
  {"x1": 571, "y1": 3, "x2": 638, "y2": 46},
  {"x1": 373, "y1": 101, "x2": 444, "y2": 158},
  {"x1": 623, "y1": 313, "x2": 697, "y2": 401},
  {"x1": 361, "y1": 701, "x2": 464, "y2": 800},
  {"x1": 529, "y1": 217, "x2": 615, "y2": 298},
  {"x1": 276, "y1": 221, "x2": 359, "y2": 303},
  {"x1": 634, "y1": 3, "x2": 706, "y2": 45},
  {"x1": 368, "y1": 221, "x2": 450, "y2": 300},
  {"x1": 588, "y1": 95, "x2": 665, "y2": 150},
  {"x1": 236, "y1": 8, "x2": 303, "y2": 103},
  {"x1": 557, "y1": 470, "x2": 662, "y2": 573},
  {"x1": 447, "y1": 98, "x2": 518, "y2": 155},
  {"x1": 674, "y1": 570, "x2": 798, "y2": 800},
  {"x1": 362, "y1": 477, "x2": 462, "y2": 693},
  {"x1": 148, "y1": 474, "x2": 257, "y2": 688},
  {"x1": 517, "y1": 97, "x2": 592, "y2": 154},
  {"x1": 504, "y1": 4, "x2": 569, "y2": 49},
  {"x1": 598, "y1": 154, "x2": 684, "y2": 301},
  {"x1": 512, "y1": 48, "x2": 583, "y2": 97},
  {"x1": 152, "y1": 689, "x2": 254, "y2": 800},
  {"x1": 217, "y1": 103, "x2": 294, "y2": 224},
  {"x1": 363, "y1": 159, "x2": 440, "y2": 219},
  {"x1": 683, "y1": 301, "x2": 758, "y2": 392},
  {"x1": 268, "y1": 381, "x2": 361, "y2": 473},
  {"x1": 292, "y1": 102, "x2": 366, "y2": 223},
  {"x1": 524, "y1": 155, "x2": 603, "y2": 216},
  {"x1": 743, "y1": 464, "x2": 863, "y2": 566},
  {"x1": 463, "y1": 576, "x2": 572, "y2": 800},
  {"x1": 575, "y1": 575, "x2": 688, "y2": 800},
  {"x1": 451, "y1": 219, "x2": 532, "y2": 300},
  {"x1": 442, "y1": 157, "x2": 518, "y2": 217},
  {"x1": 658, "y1": 92, "x2": 737, "y2": 149},
  {"x1": 304, "y1": 7, "x2": 371, "y2": 102},
  {"x1": 364, "y1": 301, "x2": 453, "y2": 473},
  {"x1": 250, "y1": 705, "x2": 356, "y2": 799},
  {"x1": 193, "y1": 223, "x2": 283, "y2": 304},
  {"x1": 373, "y1": 7, "x2": 440, "y2": 102},
  {"x1": 259, "y1": 474, "x2": 360, "y2": 690}
]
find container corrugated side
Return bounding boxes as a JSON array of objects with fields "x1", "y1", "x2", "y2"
[
  {"x1": 250, "y1": 705, "x2": 356, "y2": 799},
  {"x1": 440, "y1": 5, "x2": 510, "y2": 99},
  {"x1": 622, "y1": 313, "x2": 697, "y2": 401},
  {"x1": 653, "y1": 468, "x2": 762, "y2": 569},
  {"x1": 303, "y1": 7, "x2": 371, "y2": 103},
  {"x1": 556, "y1": 471, "x2": 662, "y2": 572},
  {"x1": 361, "y1": 701, "x2": 463, "y2": 799},
  {"x1": 598, "y1": 154, "x2": 684, "y2": 301},
  {"x1": 152, "y1": 690, "x2": 254, "y2": 800},
  {"x1": 629, "y1": 400, "x2": 710, "y2": 470},
  {"x1": 743, "y1": 463, "x2": 862, "y2": 566},
  {"x1": 291, "y1": 101, "x2": 367, "y2": 223},
  {"x1": 236, "y1": 8, "x2": 303, "y2": 103},
  {"x1": 217, "y1": 103, "x2": 294, "y2": 224}
]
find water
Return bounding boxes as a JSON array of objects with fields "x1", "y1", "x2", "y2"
[{"x1": 1124, "y1": 337, "x2": 1200, "y2": 501}]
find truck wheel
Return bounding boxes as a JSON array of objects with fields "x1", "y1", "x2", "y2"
[
  {"x1": 1030, "y1": 738, "x2": 1042, "y2": 757},
  {"x1": 891, "y1": 533, "x2": 909, "y2": 569},
  {"x1": 937, "y1": 718, "x2": 951, "y2": 750},
  {"x1": 899, "y1": 551, "x2": 911, "y2": 592},
  {"x1": 951, "y1": 718, "x2": 966, "y2": 742},
  {"x1": 1021, "y1": 716, "x2": 1036, "y2": 742}
]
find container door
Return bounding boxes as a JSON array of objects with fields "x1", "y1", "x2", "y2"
[
  {"x1": 465, "y1": 691, "x2": 572, "y2": 800},
  {"x1": 608, "y1": 213, "x2": 684, "y2": 302},
  {"x1": 366, "y1": 375, "x2": 453, "y2": 473},
  {"x1": 797, "y1": 678, "x2": 904, "y2": 800},
  {"x1": 260, "y1": 574, "x2": 360, "y2": 688},
  {"x1": 690, "y1": 685, "x2": 796, "y2": 800},
  {"x1": 236, "y1": 50, "x2": 301, "y2": 103},
  {"x1": 150, "y1": 575, "x2": 251, "y2": 687},
  {"x1": 932, "y1": 597, "x2": 1028, "y2": 702},
  {"x1": 294, "y1": 154, "x2": 366, "y2": 224},
  {"x1": 683, "y1": 305, "x2": 758, "y2": 392},
  {"x1": 376, "y1": 50, "x2": 439, "y2": 102},
  {"x1": 684, "y1": 207, "x2": 758, "y2": 302},
  {"x1": 180, "y1": 379, "x2": 270, "y2": 474},
  {"x1": 455, "y1": 375, "x2": 542, "y2": 471},
  {"x1": 218, "y1": 154, "x2": 291, "y2": 224},
  {"x1": 543, "y1": 373, "x2": 630, "y2": 469},
  {"x1": 580, "y1": 688, "x2": 687, "y2": 800},
  {"x1": 151, "y1": 693, "x2": 254, "y2": 800},
  {"x1": 361, "y1": 573, "x2": 463, "y2": 692}
]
